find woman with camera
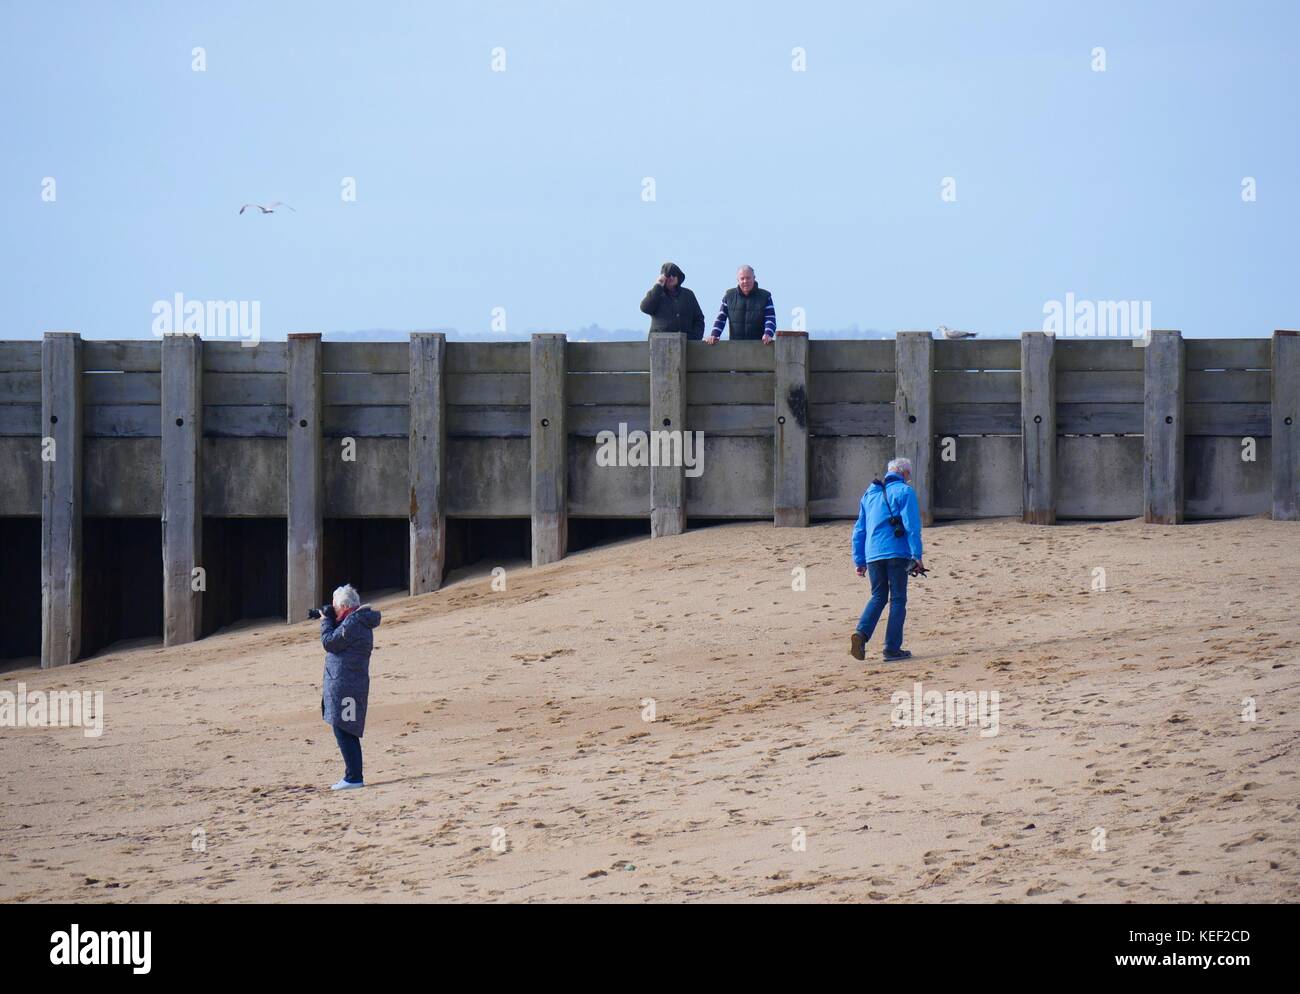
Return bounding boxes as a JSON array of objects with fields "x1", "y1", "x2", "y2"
[{"x1": 315, "y1": 584, "x2": 382, "y2": 790}]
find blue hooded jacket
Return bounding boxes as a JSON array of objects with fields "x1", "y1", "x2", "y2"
[
  {"x1": 852, "y1": 472, "x2": 924, "y2": 567},
  {"x1": 320, "y1": 605, "x2": 381, "y2": 737}
]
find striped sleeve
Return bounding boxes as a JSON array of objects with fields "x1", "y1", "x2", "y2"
[
  {"x1": 764, "y1": 296, "x2": 776, "y2": 337},
  {"x1": 711, "y1": 299, "x2": 729, "y2": 339}
]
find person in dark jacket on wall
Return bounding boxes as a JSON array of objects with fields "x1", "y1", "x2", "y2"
[
  {"x1": 319, "y1": 583, "x2": 382, "y2": 790},
  {"x1": 850, "y1": 458, "x2": 925, "y2": 662},
  {"x1": 706, "y1": 265, "x2": 776, "y2": 344},
  {"x1": 640, "y1": 261, "x2": 705, "y2": 338}
]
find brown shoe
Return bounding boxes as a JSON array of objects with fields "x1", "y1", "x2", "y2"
[{"x1": 850, "y1": 632, "x2": 865, "y2": 660}]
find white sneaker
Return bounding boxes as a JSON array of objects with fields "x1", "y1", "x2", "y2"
[{"x1": 330, "y1": 779, "x2": 364, "y2": 791}]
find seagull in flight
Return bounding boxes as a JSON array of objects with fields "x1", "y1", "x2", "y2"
[
  {"x1": 937, "y1": 325, "x2": 978, "y2": 339},
  {"x1": 239, "y1": 201, "x2": 296, "y2": 215}
]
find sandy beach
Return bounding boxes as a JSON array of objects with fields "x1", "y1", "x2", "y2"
[{"x1": 1, "y1": 517, "x2": 1297, "y2": 903}]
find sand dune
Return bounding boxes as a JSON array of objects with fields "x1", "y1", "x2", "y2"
[{"x1": 1, "y1": 517, "x2": 1297, "y2": 903}]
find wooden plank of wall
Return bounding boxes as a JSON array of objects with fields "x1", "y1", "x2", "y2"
[
  {"x1": 569, "y1": 405, "x2": 651, "y2": 437},
  {"x1": 446, "y1": 342, "x2": 530, "y2": 373},
  {"x1": 1185, "y1": 370, "x2": 1270, "y2": 403},
  {"x1": 933, "y1": 370, "x2": 1019, "y2": 404},
  {"x1": 205, "y1": 405, "x2": 288, "y2": 438},
  {"x1": 686, "y1": 404, "x2": 773, "y2": 434},
  {"x1": 568, "y1": 341, "x2": 649, "y2": 372},
  {"x1": 323, "y1": 372, "x2": 408, "y2": 405},
  {"x1": 809, "y1": 340, "x2": 895, "y2": 372},
  {"x1": 0, "y1": 342, "x2": 42, "y2": 371},
  {"x1": 0, "y1": 404, "x2": 40, "y2": 435},
  {"x1": 203, "y1": 372, "x2": 286, "y2": 406},
  {"x1": 84, "y1": 371, "x2": 161, "y2": 404},
  {"x1": 203, "y1": 341, "x2": 288, "y2": 373},
  {"x1": 83, "y1": 340, "x2": 162, "y2": 372},
  {"x1": 686, "y1": 341, "x2": 775, "y2": 371},
  {"x1": 934, "y1": 339, "x2": 1020, "y2": 369},
  {"x1": 934, "y1": 404, "x2": 1020, "y2": 434},
  {"x1": 567, "y1": 372, "x2": 649, "y2": 406},
  {"x1": 84, "y1": 404, "x2": 162, "y2": 437},
  {"x1": 808, "y1": 371, "x2": 894, "y2": 403},
  {"x1": 0, "y1": 371, "x2": 41, "y2": 403},
  {"x1": 1055, "y1": 340, "x2": 1143, "y2": 371},
  {"x1": 1057, "y1": 403, "x2": 1143, "y2": 434},
  {"x1": 1186, "y1": 338, "x2": 1271, "y2": 370},
  {"x1": 809, "y1": 403, "x2": 893, "y2": 436},
  {"x1": 447, "y1": 406, "x2": 530, "y2": 437},
  {"x1": 1185, "y1": 403, "x2": 1271, "y2": 436},
  {"x1": 323, "y1": 406, "x2": 409, "y2": 437},
  {"x1": 685, "y1": 371, "x2": 772, "y2": 405},
  {"x1": 1057, "y1": 370, "x2": 1144, "y2": 403},
  {"x1": 322, "y1": 342, "x2": 407, "y2": 373},
  {"x1": 446, "y1": 372, "x2": 530, "y2": 405}
]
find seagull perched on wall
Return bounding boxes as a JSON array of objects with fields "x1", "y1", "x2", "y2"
[
  {"x1": 238, "y1": 202, "x2": 296, "y2": 214},
  {"x1": 937, "y1": 325, "x2": 978, "y2": 339}
]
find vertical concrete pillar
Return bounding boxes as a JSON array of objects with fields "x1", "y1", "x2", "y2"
[
  {"x1": 40, "y1": 331, "x2": 82, "y2": 668},
  {"x1": 409, "y1": 332, "x2": 447, "y2": 592},
  {"x1": 161, "y1": 333, "x2": 203, "y2": 644},
  {"x1": 287, "y1": 333, "x2": 323, "y2": 620},
  {"x1": 1272, "y1": 330, "x2": 1299, "y2": 521},
  {"x1": 894, "y1": 331, "x2": 934, "y2": 525},
  {"x1": 1143, "y1": 329, "x2": 1184, "y2": 524},
  {"x1": 530, "y1": 333, "x2": 566, "y2": 565},
  {"x1": 1020, "y1": 331, "x2": 1056, "y2": 525},
  {"x1": 774, "y1": 331, "x2": 810, "y2": 527},
  {"x1": 649, "y1": 333, "x2": 686, "y2": 537}
]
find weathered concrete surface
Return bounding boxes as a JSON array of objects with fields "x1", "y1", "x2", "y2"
[
  {"x1": 809, "y1": 436, "x2": 895, "y2": 518},
  {"x1": 933, "y1": 435, "x2": 1023, "y2": 519},
  {"x1": 1272, "y1": 331, "x2": 1299, "y2": 520},
  {"x1": 530, "y1": 335, "x2": 566, "y2": 564},
  {"x1": 568, "y1": 436, "x2": 648, "y2": 518},
  {"x1": 0, "y1": 436, "x2": 41, "y2": 515},
  {"x1": 685, "y1": 435, "x2": 773, "y2": 518},
  {"x1": 203, "y1": 438, "x2": 286, "y2": 516},
  {"x1": 408, "y1": 332, "x2": 446, "y2": 593},
  {"x1": 894, "y1": 332, "x2": 933, "y2": 525},
  {"x1": 1057, "y1": 435, "x2": 1144, "y2": 519},
  {"x1": 1185, "y1": 435, "x2": 1271, "y2": 518},
  {"x1": 161, "y1": 334, "x2": 203, "y2": 645},
  {"x1": 1144, "y1": 330, "x2": 1185, "y2": 524},
  {"x1": 286, "y1": 334, "x2": 323, "y2": 620},
  {"x1": 1020, "y1": 332, "x2": 1056, "y2": 524}
]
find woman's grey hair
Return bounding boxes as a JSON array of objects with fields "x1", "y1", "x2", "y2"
[
  {"x1": 332, "y1": 584, "x2": 361, "y2": 610},
  {"x1": 887, "y1": 457, "x2": 912, "y2": 476}
]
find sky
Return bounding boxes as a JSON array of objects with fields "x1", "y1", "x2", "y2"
[{"x1": 1, "y1": 0, "x2": 1297, "y2": 340}]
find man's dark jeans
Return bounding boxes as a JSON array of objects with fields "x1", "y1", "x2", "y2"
[
  {"x1": 856, "y1": 557, "x2": 910, "y2": 653},
  {"x1": 333, "y1": 725, "x2": 363, "y2": 784}
]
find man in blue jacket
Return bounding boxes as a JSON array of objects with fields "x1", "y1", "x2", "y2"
[{"x1": 850, "y1": 457, "x2": 925, "y2": 661}]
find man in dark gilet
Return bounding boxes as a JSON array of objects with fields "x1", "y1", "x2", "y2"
[{"x1": 706, "y1": 265, "x2": 776, "y2": 344}]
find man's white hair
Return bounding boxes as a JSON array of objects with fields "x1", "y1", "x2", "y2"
[
  {"x1": 737, "y1": 264, "x2": 755, "y2": 276},
  {"x1": 332, "y1": 584, "x2": 360, "y2": 610},
  {"x1": 887, "y1": 457, "x2": 912, "y2": 476}
]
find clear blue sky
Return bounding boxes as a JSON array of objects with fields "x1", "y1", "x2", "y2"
[{"x1": 1, "y1": 0, "x2": 1296, "y2": 340}]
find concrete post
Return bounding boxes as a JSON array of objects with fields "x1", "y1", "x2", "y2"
[
  {"x1": 161, "y1": 333, "x2": 203, "y2": 644},
  {"x1": 774, "y1": 331, "x2": 810, "y2": 527},
  {"x1": 287, "y1": 333, "x2": 323, "y2": 620},
  {"x1": 530, "y1": 334, "x2": 566, "y2": 565},
  {"x1": 40, "y1": 331, "x2": 83, "y2": 668},
  {"x1": 1272, "y1": 330, "x2": 1299, "y2": 521},
  {"x1": 649, "y1": 332, "x2": 686, "y2": 537},
  {"x1": 894, "y1": 332, "x2": 934, "y2": 525},
  {"x1": 1020, "y1": 331, "x2": 1056, "y2": 525},
  {"x1": 1143, "y1": 329, "x2": 1184, "y2": 524},
  {"x1": 409, "y1": 332, "x2": 447, "y2": 592}
]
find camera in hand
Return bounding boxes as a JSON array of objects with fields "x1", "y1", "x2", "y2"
[{"x1": 306, "y1": 605, "x2": 336, "y2": 621}]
